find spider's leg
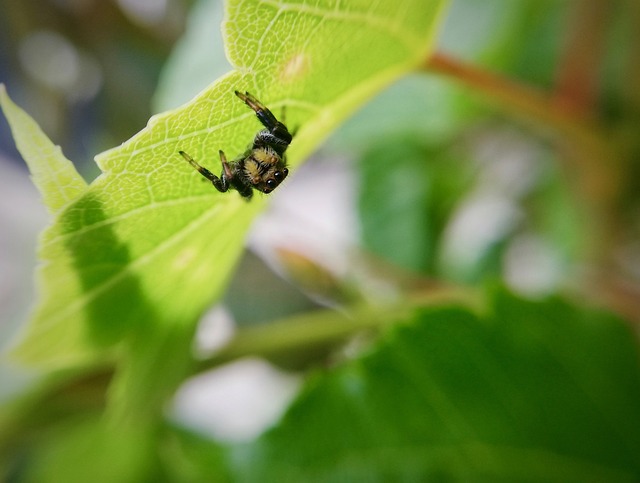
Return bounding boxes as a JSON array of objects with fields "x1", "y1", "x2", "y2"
[
  {"x1": 218, "y1": 150, "x2": 233, "y2": 180},
  {"x1": 254, "y1": 130, "x2": 289, "y2": 153},
  {"x1": 235, "y1": 91, "x2": 278, "y2": 128},
  {"x1": 179, "y1": 150, "x2": 229, "y2": 193},
  {"x1": 235, "y1": 91, "x2": 292, "y2": 144},
  {"x1": 220, "y1": 150, "x2": 252, "y2": 199},
  {"x1": 179, "y1": 150, "x2": 216, "y2": 181}
]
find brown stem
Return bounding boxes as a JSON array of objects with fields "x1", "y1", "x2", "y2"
[
  {"x1": 554, "y1": 0, "x2": 615, "y2": 115},
  {"x1": 423, "y1": 52, "x2": 619, "y2": 204},
  {"x1": 427, "y1": 52, "x2": 575, "y2": 126},
  {"x1": 422, "y1": 52, "x2": 640, "y2": 324},
  {"x1": 625, "y1": 0, "x2": 640, "y2": 110},
  {"x1": 424, "y1": 52, "x2": 595, "y2": 131}
]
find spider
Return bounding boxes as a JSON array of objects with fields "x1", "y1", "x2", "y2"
[{"x1": 179, "y1": 91, "x2": 292, "y2": 199}]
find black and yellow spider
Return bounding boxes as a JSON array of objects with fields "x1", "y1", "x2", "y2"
[{"x1": 179, "y1": 91, "x2": 292, "y2": 199}]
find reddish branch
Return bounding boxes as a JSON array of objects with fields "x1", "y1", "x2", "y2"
[{"x1": 554, "y1": 0, "x2": 615, "y2": 115}]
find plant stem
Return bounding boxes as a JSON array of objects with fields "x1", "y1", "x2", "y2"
[
  {"x1": 626, "y1": 0, "x2": 640, "y2": 110},
  {"x1": 195, "y1": 288, "x2": 477, "y2": 373},
  {"x1": 554, "y1": 0, "x2": 615, "y2": 115},
  {"x1": 421, "y1": 51, "x2": 640, "y2": 323},
  {"x1": 425, "y1": 52, "x2": 587, "y2": 130},
  {"x1": 422, "y1": 52, "x2": 621, "y2": 232},
  {"x1": 423, "y1": 51, "x2": 611, "y2": 138}
]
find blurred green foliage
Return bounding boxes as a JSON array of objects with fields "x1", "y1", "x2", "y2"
[
  {"x1": 233, "y1": 290, "x2": 640, "y2": 482},
  {"x1": 1, "y1": 0, "x2": 639, "y2": 481}
]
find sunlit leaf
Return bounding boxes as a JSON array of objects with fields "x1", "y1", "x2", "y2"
[
  {"x1": 3, "y1": 0, "x2": 449, "y2": 374},
  {"x1": 0, "y1": 85, "x2": 87, "y2": 215}
]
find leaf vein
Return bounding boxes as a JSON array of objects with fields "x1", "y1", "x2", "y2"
[
  {"x1": 256, "y1": 0, "x2": 418, "y2": 49},
  {"x1": 35, "y1": 203, "x2": 223, "y2": 336}
]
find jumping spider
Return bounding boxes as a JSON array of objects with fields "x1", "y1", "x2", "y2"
[{"x1": 179, "y1": 91, "x2": 292, "y2": 199}]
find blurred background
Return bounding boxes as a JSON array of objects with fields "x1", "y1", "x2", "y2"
[{"x1": 1, "y1": 0, "x2": 639, "y2": 443}]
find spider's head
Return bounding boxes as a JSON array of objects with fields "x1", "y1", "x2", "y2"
[{"x1": 244, "y1": 147, "x2": 289, "y2": 194}]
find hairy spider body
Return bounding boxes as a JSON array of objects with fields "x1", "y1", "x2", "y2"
[{"x1": 179, "y1": 91, "x2": 292, "y2": 199}]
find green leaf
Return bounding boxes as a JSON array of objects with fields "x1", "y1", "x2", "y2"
[
  {"x1": 358, "y1": 136, "x2": 471, "y2": 274},
  {"x1": 160, "y1": 425, "x2": 232, "y2": 483},
  {"x1": 153, "y1": 0, "x2": 230, "y2": 112},
  {"x1": 22, "y1": 418, "x2": 157, "y2": 483},
  {"x1": 0, "y1": 85, "x2": 87, "y2": 215},
  {"x1": 232, "y1": 290, "x2": 640, "y2": 482},
  {"x1": 7, "y1": 0, "x2": 449, "y2": 369}
]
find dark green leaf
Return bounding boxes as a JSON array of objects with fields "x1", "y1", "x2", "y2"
[{"x1": 232, "y1": 290, "x2": 640, "y2": 482}]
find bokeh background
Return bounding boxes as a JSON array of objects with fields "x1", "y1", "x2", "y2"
[{"x1": 1, "y1": 0, "x2": 638, "y2": 443}]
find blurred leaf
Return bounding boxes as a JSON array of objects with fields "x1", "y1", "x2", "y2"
[
  {"x1": 0, "y1": 371, "x2": 232, "y2": 482},
  {"x1": 106, "y1": 325, "x2": 197, "y2": 426},
  {"x1": 23, "y1": 418, "x2": 157, "y2": 483},
  {"x1": 160, "y1": 426, "x2": 232, "y2": 483},
  {"x1": 232, "y1": 290, "x2": 640, "y2": 482},
  {"x1": 153, "y1": 0, "x2": 231, "y2": 112},
  {"x1": 328, "y1": 75, "x2": 465, "y2": 151},
  {"x1": 275, "y1": 247, "x2": 360, "y2": 306},
  {"x1": 529, "y1": 157, "x2": 586, "y2": 261},
  {"x1": 359, "y1": 137, "x2": 470, "y2": 274},
  {"x1": 440, "y1": 0, "x2": 566, "y2": 83},
  {"x1": 5, "y1": 0, "x2": 449, "y2": 372},
  {"x1": 0, "y1": 85, "x2": 87, "y2": 215},
  {"x1": 494, "y1": 0, "x2": 567, "y2": 87}
]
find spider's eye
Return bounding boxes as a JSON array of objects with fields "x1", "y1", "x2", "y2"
[
  {"x1": 283, "y1": 168, "x2": 289, "y2": 178},
  {"x1": 274, "y1": 171, "x2": 283, "y2": 181},
  {"x1": 266, "y1": 179, "x2": 276, "y2": 189}
]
